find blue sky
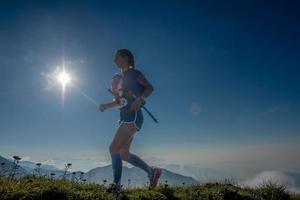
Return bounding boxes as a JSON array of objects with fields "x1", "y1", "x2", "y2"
[{"x1": 0, "y1": 0, "x2": 299, "y2": 174}]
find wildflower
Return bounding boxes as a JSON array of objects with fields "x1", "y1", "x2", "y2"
[{"x1": 13, "y1": 156, "x2": 21, "y2": 161}]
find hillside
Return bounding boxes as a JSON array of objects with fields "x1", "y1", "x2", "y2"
[{"x1": 0, "y1": 175, "x2": 299, "y2": 200}]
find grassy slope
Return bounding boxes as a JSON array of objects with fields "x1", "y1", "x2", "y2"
[{"x1": 0, "y1": 176, "x2": 299, "y2": 200}]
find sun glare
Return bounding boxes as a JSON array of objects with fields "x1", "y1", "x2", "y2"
[
  {"x1": 57, "y1": 71, "x2": 71, "y2": 85},
  {"x1": 56, "y1": 70, "x2": 71, "y2": 104}
]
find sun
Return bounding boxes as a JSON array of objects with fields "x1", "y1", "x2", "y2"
[{"x1": 57, "y1": 71, "x2": 71, "y2": 86}]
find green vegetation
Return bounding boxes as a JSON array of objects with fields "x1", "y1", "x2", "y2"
[{"x1": 0, "y1": 176, "x2": 299, "y2": 200}]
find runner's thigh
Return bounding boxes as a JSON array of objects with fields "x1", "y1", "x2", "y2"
[{"x1": 111, "y1": 123, "x2": 137, "y2": 151}]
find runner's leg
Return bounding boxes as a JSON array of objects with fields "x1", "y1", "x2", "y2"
[{"x1": 109, "y1": 123, "x2": 137, "y2": 187}]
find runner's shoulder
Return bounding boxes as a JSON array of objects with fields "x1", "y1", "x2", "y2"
[{"x1": 131, "y1": 68, "x2": 144, "y2": 77}]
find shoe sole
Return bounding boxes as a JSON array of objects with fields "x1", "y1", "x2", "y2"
[{"x1": 150, "y1": 168, "x2": 162, "y2": 188}]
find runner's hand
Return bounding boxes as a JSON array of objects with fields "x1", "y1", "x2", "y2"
[{"x1": 99, "y1": 104, "x2": 107, "y2": 112}]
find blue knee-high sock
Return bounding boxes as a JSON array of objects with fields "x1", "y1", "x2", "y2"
[
  {"x1": 111, "y1": 153, "x2": 122, "y2": 187},
  {"x1": 128, "y1": 153, "x2": 153, "y2": 177}
]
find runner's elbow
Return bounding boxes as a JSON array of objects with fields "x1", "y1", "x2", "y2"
[{"x1": 149, "y1": 84, "x2": 154, "y2": 92}]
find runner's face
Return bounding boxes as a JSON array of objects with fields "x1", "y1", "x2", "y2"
[{"x1": 114, "y1": 53, "x2": 127, "y2": 69}]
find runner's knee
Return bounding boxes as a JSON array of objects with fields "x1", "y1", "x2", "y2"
[
  {"x1": 120, "y1": 148, "x2": 130, "y2": 161},
  {"x1": 109, "y1": 142, "x2": 120, "y2": 154},
  {"x1": 109, "y1": 124, "x2": 134, "y2": 155}
]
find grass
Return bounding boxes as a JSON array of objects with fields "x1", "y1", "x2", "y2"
[{"x1": 0, "y1": 175, "x2": 299, "y2": 200}]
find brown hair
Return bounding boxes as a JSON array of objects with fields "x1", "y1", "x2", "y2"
[{"x1": 116, "y1": 49, "x2": 135, "y2": 68}]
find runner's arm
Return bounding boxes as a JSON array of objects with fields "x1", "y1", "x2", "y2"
[
  {"x1": 137, "y1": 74, "x2": 154, "y2": 101},
  {"x1": 99, "y1": 98, "x2": 121, "y2": 111}
]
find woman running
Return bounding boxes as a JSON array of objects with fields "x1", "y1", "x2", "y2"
[{"x1": 99, "y1": 49, "x2": 162, "y2": 194}]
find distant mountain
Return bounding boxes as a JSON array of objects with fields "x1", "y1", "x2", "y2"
[
  {"x1": 0, "y1": 155, "x2": 27, "y2": 178},
  {"x1": 18, "y1": 160, "x2": 61, "y2": 171},
  {"x1": 16, "y1": 160, "x2": 71, "y2": 178},
  {"x1": 85, "y1": 165, "x2": 199, "y2": 188},
  {"x1": 0, "y1": 156, "x2": 73, "y2": 179},
  {"x1": 159, "y1": 163, "x2": 233, "y2": 183}
]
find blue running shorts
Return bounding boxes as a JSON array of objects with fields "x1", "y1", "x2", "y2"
[{"x1": 118, "y1": 102, "x2": 143, "y2": 131}]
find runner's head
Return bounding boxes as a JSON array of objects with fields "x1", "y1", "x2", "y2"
[{"x1": 114, "y1": 49, "x2": 135, "y2": 69}]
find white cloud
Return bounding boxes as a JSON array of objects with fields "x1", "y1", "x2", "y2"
[
  {"x1": 21, "y1": 156, "x2": 31, "y2": 161},
  {"x1": 94, "y1": 161, "x2": 111, "y2": 167},
  {"x1": 239, "y1": 170, "x2": 300, "y2": 194},
  {"x1": 41, "y1": 159, "x2": 55, "y2": 165}
]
